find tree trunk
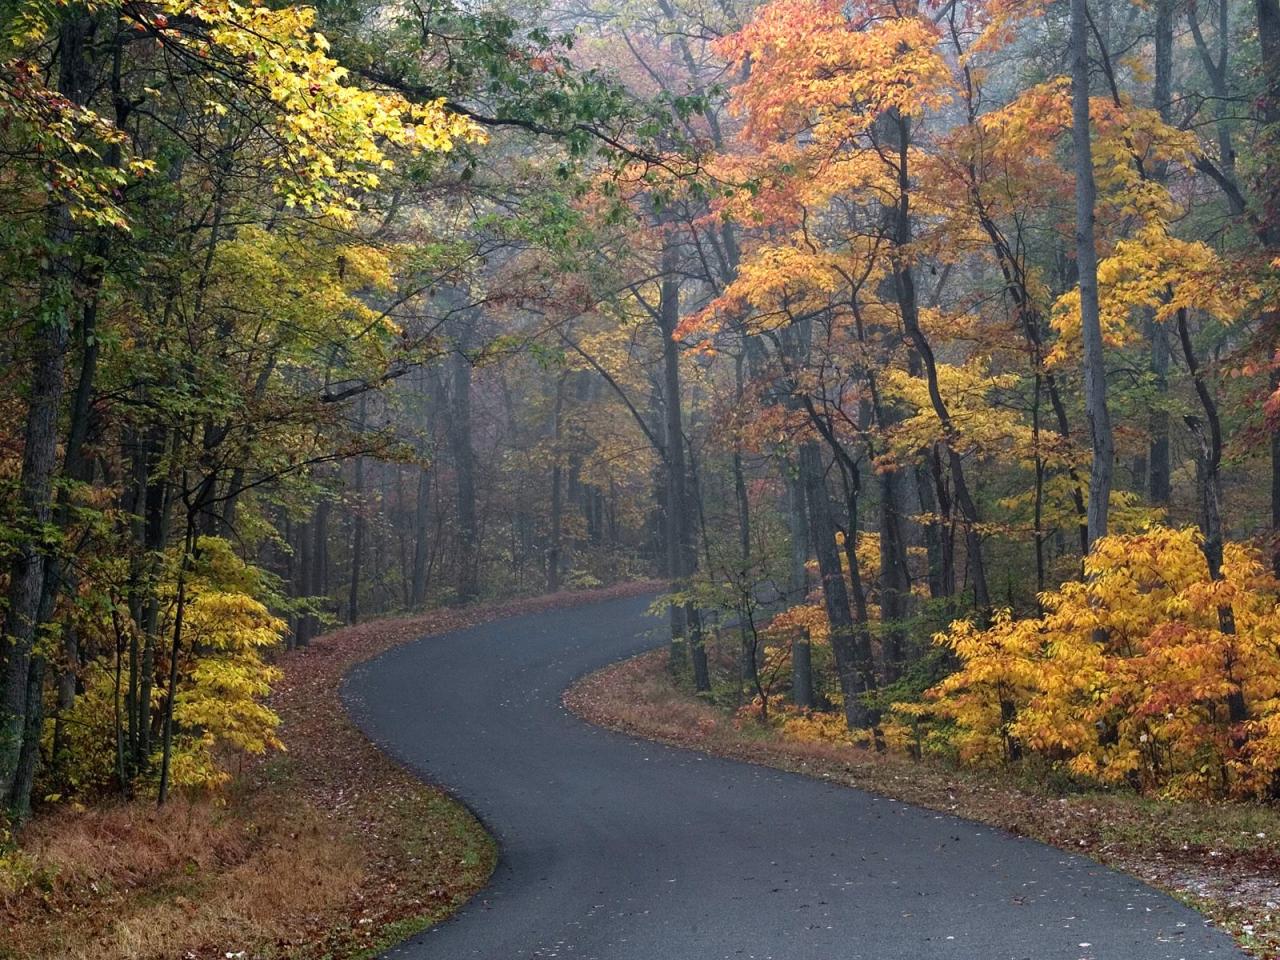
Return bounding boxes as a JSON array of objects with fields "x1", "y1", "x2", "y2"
[
  {"x1": 1147, "y1": 323, "x2": 1171, "y2": 505},
  {"x1": 348, "y1": 397, "x2": 367, "y2": 625},
  {"x1": 1176, "y1": 309, "x2": 1247, "y2": 726},
  {"x1": 1255, "y1": 0, "x2": 1280, "y2": 572},
  {"x1": 295, "y1": 518, "x2": 312, "y2": 647},
  {"x1": 136, "y1": 425, "x2": 171, "y2": 766},
  {"x1": 658, "y1": 241, "x2": 709, "y2": 691},
  {"x1": 0, "y1": 268, "x2": 71, "y2": 808},
  {"x1": 799, "y1": 443, "x2": 875, "y2": 729},
  {"x1": 0, "y1": 10, "x2": 97, "y2": 815},
  {"x1": 307, "y1": 496, "x2": 330, "y2": 638},
  {"x1": 914, "y1": 463, "x2": 947, "y2": 600},
  {"x1": 1254, "y1": 0, "x2": 1280, "y2": 240},
  {"x1": 785, "y1": 471, "x2": 814, "y2": 707},
  {"x1": 1146, "y1": 0, "x2": 1174, "y2": 507},
  {"x1": 1072, "y1": 0, "x2": 1115, "y2": 547},
  {"x1": 48, "y1": 270, "x2": 103, "y2": 774},
  {"x1": 450, "y1": 349, "x2": 479, "y2": 604},
  {"x1": 877, "y1": 464, "x2": 913, "y2": 678},
  {"x1": 410, "y1": 465, "x2": 432, "y2": 607},
  {"x1": 547, "y1": 374, "x2": 567, "y2": 593},
  {"x1": 970, "y1": 203, "x2": 1089, "y2": 561},
  {"x1": 891, "y1": 110, "x2": 989, "y2": 611},
  {"x1": 314, "y1": 497, "x2": 330, "y2": 599},
  {"x1": 157, "y1": 518, "x2": 195, "y2": 806}
]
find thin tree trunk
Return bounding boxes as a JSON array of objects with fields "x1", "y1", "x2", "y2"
[
  {"x1": 450, "y1": 349, "x2": 479, "y2": 604},
  {"x1": 1256, "y1": 0, "x2": 1280, "y2": 573},
  {"x1": 1146, "y1": 0, "x2": 1174, "y2": 506},
  {"x1": 891, "y1": 111, "x2": 990, "y2": 611},
  {"x1": 548, "y1": 374, "x2": 567, "y2": 593},
  {"x1": 49, "y1": 277, "x2": 103, "y2": 773},
  {"x1": 876, "y1": 464, "x2": 913, "y2": 677},
  {"x1": 295, "y1": 518, "x2": 312, "y2": 647},
  {"x1": 136, "y1": 425, "x2": 171, "y2": 766},
  {"x1": 784, "y1": 426, "x2": 814, "y2": 706},
  {"x1": 348, "y1": 397, "x2": 367, "y2": 625},
  {"x1": 1176, "y1": 309, "x2": 1247, "y2": 725},
  {"x1": 1032, "y1": 373, "x2": 1047, "y2": 598},
  {"x1": 314, "y1": 497, "x2": 330, "y2": 602},
  {"x1": 914, "y1": 464, "x2": 946, "y2": 600},
  {"x1": 658, "y1": 241, "x2": 708, "y2": 691},
  {"x1": 410, "y1": 465, "x2": 432, "y2": 607},
  {"x1": 1072, "y1": 0, "x2": 1115, "y2": 547},
  {"x1": 157, "y1": 517, "x2": 195, "y2": 806},
  {"x1": 1148, "y1": 322, "x2": 1171, "y2": 505},
  {"x1": 799, "y1": 442, "x2": 875, "y2": 729}
]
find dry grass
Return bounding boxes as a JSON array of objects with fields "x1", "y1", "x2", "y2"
[
  {"x1": 3, "y1": 795, "x2": 362, "y2": 959},
  {"x1": 566, "y1": 646, "x2": 1280, "y2": 960},
  {"x1": 3, "y1": 582, "x2": 657, "y2": 960}
]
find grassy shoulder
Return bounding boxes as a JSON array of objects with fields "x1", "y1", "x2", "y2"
[
  {"x1": 1, "y1": 582, "x2": 655, "y2": 960},
  {"x1": 565, "y1": 642, "x2": 1280, "y2": 959}
]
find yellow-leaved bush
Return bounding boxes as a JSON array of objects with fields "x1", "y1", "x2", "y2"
[
  {"x1": 58, "y1": 537, "x2": 284, "y2": 797},
  {"x1": 906, "y1": 526, "x2": 1280, "y2": 799},
  {"x1": 164, "y1": 539, "x2": 287, "y2": 791}
]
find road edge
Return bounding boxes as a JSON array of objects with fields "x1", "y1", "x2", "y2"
[{"x1": 563, "y1": 647, "x2": 1273, "y2": 958}]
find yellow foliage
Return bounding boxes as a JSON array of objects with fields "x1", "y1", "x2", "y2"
[
  {"x1": 1050, "y1": 225, "x2": 1251, "y2": 365},
  {"x1": 918, "y1": 527, "x2": 1280, "y2": 798},
  {"x1": 161, "y1": 538, "x2": 286, "y2": 790},
  {"x1": 5, "y1": 0, "x2": 483, "y2": 227},
  {"x1": 882, "y1": 358, "x2": 1029, "y2": 460},
  {"x1": 161, "y1": 0, "x2": 482, "y2": 217},
  {"x1": 779, "y1": 706, "x2": 860, "y2": 745},
  {"x1": 55, "y1": 538, "x2": 286, "y2": 798}
]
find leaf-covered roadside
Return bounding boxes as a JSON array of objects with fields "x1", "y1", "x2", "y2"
[
  {"x1": 566, "y1": 646, "x2": 1280, "y2": 960},
  {"x1": 1, "y1": 583, "x2": 653, "y2": 960}
]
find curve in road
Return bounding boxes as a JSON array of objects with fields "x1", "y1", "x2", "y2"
[{"x1": 342, "y1": 592, "x2": 1241, "y2": 960}]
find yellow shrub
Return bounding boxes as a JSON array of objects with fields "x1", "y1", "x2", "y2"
[
  {"x1": 920, "y1": 527, "x2": 1280, "y2": 798},
  {"x1": 779, "y1": 706, "x2": 860, "y2": 746},
  {"x1": 51, "y1": 538, "x2": 286, "y2": 799},
  {"x1": 159, "y1": 540, "x2": 286, "y2": 790}
]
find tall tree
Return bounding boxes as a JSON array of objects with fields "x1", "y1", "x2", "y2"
[{"x1": 1070, "y1": 0, "x2": 1114, "y2": 547}]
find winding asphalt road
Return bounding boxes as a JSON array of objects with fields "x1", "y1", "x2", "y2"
[{"x1": 343, "y1": 592, "x2": 1241, "y2": 960}]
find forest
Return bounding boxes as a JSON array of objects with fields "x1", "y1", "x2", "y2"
[{"x1": 1, "y1": 0, "x2": 1279, "y2": 953}]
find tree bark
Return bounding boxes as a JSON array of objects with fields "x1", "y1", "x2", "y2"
[
  {"x1": 890, "y1": 111, "x2": 990, "y2": 611},
  {"x1": 1255, "y1": 0, "x2": 1280, "y2": 572},
  {"x1": 157, "y1": 518, "x2": 195, "y2": 806},
  {"x1": 799, "y1": 443, "x2": 875, "y2": 729},
  {"x1": 1146, "y1": 0, "x2": 1174, "y2": 507},
  {"x1": 785, "y1": 470, "x2": 814, "y2": 707},
  {"x1": 547, "y1": 374, "x2": 567, "y2": 593},
  {"x1": 657, "y1": 241, "x2": 709, "y2": 691},
  {"x1": 1072, "y1": 0, "x2": 1115, "y2": 547},
  {"x1": 348, "y1": 397, "x2": 367, "y2": 625},
  {"x1": 450, "y1": 349, "x2": 479, "y2": 604},
  {"x1": 295, "y1": 518, "x2": 312, "y2": 647},
  {"x1": 1176, "y1": 309, "x2": 1247, "y2": 725},
  {"x1": 0, "y1": 10, "x2": 97, "y2": 815},
  {"x1": 410, "y1": 465, "x2": 433, "y2": 607}
]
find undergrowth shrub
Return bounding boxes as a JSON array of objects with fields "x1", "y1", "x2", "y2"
[{"x1": 900, "y1": 526, "x2": 1280, "y2": 799}]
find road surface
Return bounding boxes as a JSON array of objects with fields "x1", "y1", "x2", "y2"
[{"x1": 343, "y1": 592, "x2": 1240, "y2": 960}]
